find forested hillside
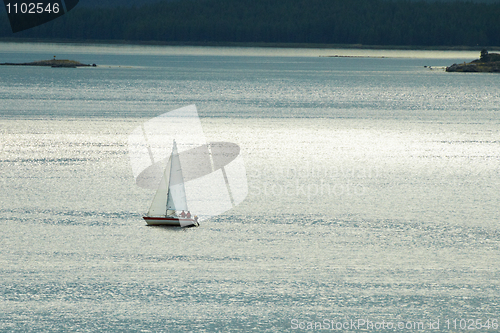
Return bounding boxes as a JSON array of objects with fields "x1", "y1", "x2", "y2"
[
  {"x1": 73, "y1": 0, "x2": 500, "y2": 7},
  {"x1": 1, "y1": 0, "x2": 500, "y2": 47},
  {"x1": 76, "y1": 0, "x2": 179, "y2": 7}
]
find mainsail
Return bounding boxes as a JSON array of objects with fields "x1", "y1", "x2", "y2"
[{"x1": 146, "y1": 140, "x2": 188, "y2": 217}]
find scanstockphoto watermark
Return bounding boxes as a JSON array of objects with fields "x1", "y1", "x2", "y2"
[
  {"x1": 290, "y1": 318, "x2": 499, "y2": 331},
  {"x1": 249, "y1": 179, "x2": 368, "y2": 200},
  {"x1": 291, "y1": 318, "x2": 439, "y2": 331},
  {"x1": 248, "y1": 164, "x2": 381, "y2": 199},
  {"x1": 128, "y1": 105, "x2": 248, "y2": 221},
  {"x1": 252, "y1": 162, "x2": 381, "y2": 181}
]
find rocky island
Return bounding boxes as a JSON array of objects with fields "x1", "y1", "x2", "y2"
[
  {"x1": 446, "y1": 50, "x2": 500, "y2": 72},
  {"x1": 0, "y1": 58, "x2": 95, "y2": 68}
]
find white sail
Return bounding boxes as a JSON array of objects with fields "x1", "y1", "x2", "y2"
[
  {"x1": 146, "y1": 155, "x2": 171, "y2": 217},
  {"x1": 166, "y1": 140, "x2": 189, "y2": 212}
]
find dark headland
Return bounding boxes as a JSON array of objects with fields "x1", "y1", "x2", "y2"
[
  {"x1": 0, "y1": 59, "x2": 95, "y2": 68},
  {"x1": 446, "y1": 50, "x2": 500, "y2": 73}
]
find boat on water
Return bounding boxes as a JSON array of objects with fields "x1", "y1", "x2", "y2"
[{"x1": 143, "y1": 140, "x2": 199, "y2": 227}]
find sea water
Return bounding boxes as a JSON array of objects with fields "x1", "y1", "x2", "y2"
[{"x1": 1, "y1": 43, "x2": 500, "y2": 332}]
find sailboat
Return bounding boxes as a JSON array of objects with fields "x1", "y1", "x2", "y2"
[{"x1": 143, "y1": 140, "x2": 199, "y2": 227}]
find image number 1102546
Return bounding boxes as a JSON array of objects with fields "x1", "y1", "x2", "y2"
[{"x1": 3, "y1": 0, "x2": 79, "y2": 33}]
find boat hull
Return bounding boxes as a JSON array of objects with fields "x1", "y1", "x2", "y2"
[{"x1": 143, "y1": 216, "x2": 198, "y2": 227}]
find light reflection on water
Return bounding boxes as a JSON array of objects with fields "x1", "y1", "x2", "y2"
[
  {"x1": 1, "y1": 44, "x2": 500, "y2": 332},
  {"x1": 0, "y1": 41, "x2": 482, "y2": 58}
]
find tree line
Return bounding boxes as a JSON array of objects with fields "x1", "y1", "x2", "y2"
[{"x1": 1, "y1": 0, "x2": 500, "y2": 47}]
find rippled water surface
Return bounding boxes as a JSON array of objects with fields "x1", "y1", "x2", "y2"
[{"x1": 1, "y1": 43, "x2": 500, "y2": 332}]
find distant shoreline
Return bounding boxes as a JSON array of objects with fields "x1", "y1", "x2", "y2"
[
  {"x1": 446, "y1": 51, "x2": 500, "y2": 72},
  {"x1": 0, "y1": 59, "x2": 92, "y2": 68},
  {"x1": 1, "y1": 37, "x2": 499, "y2": 52}
]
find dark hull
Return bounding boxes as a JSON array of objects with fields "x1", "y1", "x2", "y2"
[{"x1": 143, "y1": 216, "x2": 198, "y2": 227}]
